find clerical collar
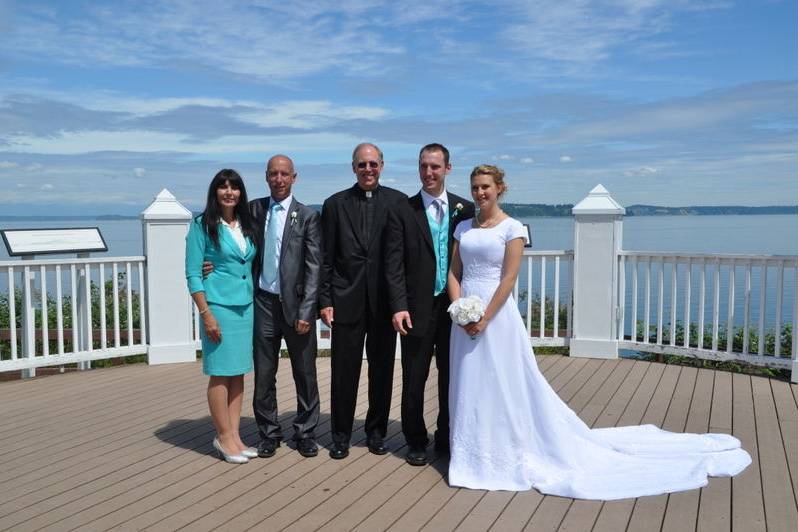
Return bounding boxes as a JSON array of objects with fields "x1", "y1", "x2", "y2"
[{"x1": 355, "y1": 184, "x2": 379, "y2": 198}]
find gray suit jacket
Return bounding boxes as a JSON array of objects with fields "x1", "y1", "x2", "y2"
[{"x1": 250, "y1": 197, "x2": 322, "y2": 324}]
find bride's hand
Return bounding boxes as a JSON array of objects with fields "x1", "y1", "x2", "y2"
[{"x1": 463, "y1": 318, "x2": 487, "y2": 338}]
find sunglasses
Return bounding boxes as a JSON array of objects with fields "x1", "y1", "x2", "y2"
[{"x1": 356, "y1": 161, "x2": 381, "y2": 169}]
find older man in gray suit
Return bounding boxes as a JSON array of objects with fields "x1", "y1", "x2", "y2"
[{"x1": 250, "y1": 154, "x2": 323, "y2": 458}]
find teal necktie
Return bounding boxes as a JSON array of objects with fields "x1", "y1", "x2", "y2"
[{"x1": 262, "y1": 202, "x2": 283, "y2": 285}]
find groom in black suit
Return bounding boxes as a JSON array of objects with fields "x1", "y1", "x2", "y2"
[
  {"x1": 385, "y1": 143, "x2": 474, "y2": 465},
  {"x1": 319, "y1": 143, "x2": 407, "y2": 459},
  {"x1": 250, "y1": 154, "x2": 322, "y2": 459}
]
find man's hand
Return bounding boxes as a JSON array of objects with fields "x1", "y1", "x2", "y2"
[
  {"x1": 202, "y1": 261, "x2": 213, "y2": 279},
  {"x1": 295, "y1": 319, "x2": 311, "y2": 335},
  {"x1": 320, "y1": 307, "x2": 334, "y2": 328},
  {"x1": 392, "y1": 311, "x2": 413, "y2": 336}
]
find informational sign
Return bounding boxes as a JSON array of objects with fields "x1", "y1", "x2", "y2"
[{"x1": 0, "y1": 227, "x2": 108, "y2": 256}]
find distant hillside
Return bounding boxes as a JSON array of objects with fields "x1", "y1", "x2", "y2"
[{"x1": 625, "y1": 205, "x2": 798, "y2": 216}]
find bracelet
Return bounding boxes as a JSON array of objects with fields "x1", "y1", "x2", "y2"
[{"x1": 199, "y1": 307, "x2": 210, "y2": 315}]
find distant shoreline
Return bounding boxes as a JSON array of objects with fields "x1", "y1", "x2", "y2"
[{"x1": 1, "y1": 204, "x2": 796, "y2": 221}]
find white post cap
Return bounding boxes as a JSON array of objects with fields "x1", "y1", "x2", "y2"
[
  {"x1": 140, "y1": 189, "x2": 192, "y2": 221},
  {"x1": 572, "y1": 184, "x2": 625, "y2": 215}
]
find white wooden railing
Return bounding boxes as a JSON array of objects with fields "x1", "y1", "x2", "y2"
[
  {"x1": 616, "y1": 252, "x2": 798, "y2": 370},
  {"x1": 0, "y1": 256, "x2": 148, "y2": 372},
  {"x1": 2, "y1": 186, "x2": 795, "y2": 382},
  {"x1": 517, "y1": 250, "x2": 573, "y2": 347}
]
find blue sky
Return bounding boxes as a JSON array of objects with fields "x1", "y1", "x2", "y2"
[{"x1": 1, "y1": 0, "x2": 796, "y2": 215}]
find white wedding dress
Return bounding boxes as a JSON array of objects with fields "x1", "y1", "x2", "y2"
[{"x1": 448, "y1": 217, "x2": 751, "y2": 500}]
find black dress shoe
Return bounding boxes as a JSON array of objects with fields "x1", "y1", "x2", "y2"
[
  {"x1": 257, "y1": 438, "x2": 280, "y2": 458},
  {"x1": 329, "y1": 442, "x2": 349, "y2": 460},
  {"x1": 434, "y1": 439, "x2": 450, "y2": 454},
  {"x1": 405, "y1": 446, "x2": 428, "y2": 466},
  {"x1": 296, "y1": 438, "x2": 318, "y2": 458},
  {"x1": 367, "y1": 436, "x2": 388, "y2": 455}
]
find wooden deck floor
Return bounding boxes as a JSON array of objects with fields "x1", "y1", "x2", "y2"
[{"x1": 0, "y1": 355, "x2": 796, "y2": 532}]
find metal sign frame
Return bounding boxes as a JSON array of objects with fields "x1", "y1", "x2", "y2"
[{"x1": 0, "y1": 227, "x2": 108, "y2": 257}]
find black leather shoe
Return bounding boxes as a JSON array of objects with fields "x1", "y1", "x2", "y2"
[
  {"x1": 296, "y1": 438, "x2": 318, "y2": 458},
  {"x1": 405, "y1": 446, "x2": 428, "y2": 466},
  {"x1": 329, "y1": 442, "x2": 349, "y2": 459},
  {"x1": 367, "y1": 436, "x2": 388, "y2": 455},
  {"x1": 257, "y1": 438, "x2": 280, "y2": 458},
  {"x1": 434, "y1": 439, "x2": 450, "y2": 454}
]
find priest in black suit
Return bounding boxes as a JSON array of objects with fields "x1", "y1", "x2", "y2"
[
  {"x1": 384, "y1": 143, "x2": 475, "y2": 465},
  {"x1": 319, "y1": 142, "x2": 408, "y2": 459}
]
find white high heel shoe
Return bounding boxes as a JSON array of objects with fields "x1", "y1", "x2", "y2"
[
  {"x1": 213, "y1": 437, "x2": 249, "y2": 464},
  {"x1": 240, "y1": 446, "x2": 258, "y2": 458}
]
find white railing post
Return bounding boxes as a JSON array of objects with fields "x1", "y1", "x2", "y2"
[
  {"x1": 570, "y1": 184, "x2": 625, "y2": 359},
  {"x1": 141, "y1": 189, "x2": 196, "y2": 365},
  {"x1": 20, "y1": 259, "x2": 36, "y2": 378}
]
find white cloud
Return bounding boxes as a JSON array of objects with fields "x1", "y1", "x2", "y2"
[
  {"x1": 520, "y1": 157, "x2": 535, "y2": 164},
  {"x1": 134, "y1": 167, "x2": 146, "y2": 177},
  {"x1": 239, "y1": 101, "x2": 389, "y2": 129},
  {"x1": 1, "y1": 1, "x2": 424, "y2": 83},
  {"x1": 624, "y1": 166, "x2": 659, "y2": 177},
  {"x1": 41, "y1": 183, "x2": 53, "y2": 189},
  {"x1": 25, "y1": 163, "x2": 43, "y2": 171},
  {"x1": 560, "y1": 155, "x2": 572, "y2": 163},
  {"x1": 498, "y1": 154, "x2": 514, "y2": 160},
  {"x1": 501, "y1": 0, "x2": 729, "y2": 65},
  {"x1": 0, "y1": 128, "x2": 363, "y2": 156},
  {"x1": 0, "y1": 161, "x2": 19, "y2": 168}
]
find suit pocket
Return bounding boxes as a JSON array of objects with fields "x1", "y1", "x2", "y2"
[{"x1": 296, "y1": 284, "x2": 304, "y2": 296}]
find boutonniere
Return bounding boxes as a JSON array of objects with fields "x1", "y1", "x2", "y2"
[
  {"x1": 451, "y1": 203, "x2": 464, "y2": 219},
  {"x1": 290, "y1": 211, "x2": 299, "y2": 225}
]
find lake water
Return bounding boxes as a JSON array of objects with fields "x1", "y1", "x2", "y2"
[{"x1": 1, "y1": 214, "x2": 796, "y2": 330}]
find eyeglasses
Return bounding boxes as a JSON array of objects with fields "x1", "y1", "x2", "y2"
[{"x1": 356, "y1": 161, "x2": 380, "y2": 169}]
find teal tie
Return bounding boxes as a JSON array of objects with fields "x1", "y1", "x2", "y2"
[{"x1": 263, "y1": 202, "x2": 283, "y2": 285}]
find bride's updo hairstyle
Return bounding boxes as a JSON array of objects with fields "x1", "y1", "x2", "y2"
[{"x1": 470, "y1": 164, "x2": 508, "y2": 197}]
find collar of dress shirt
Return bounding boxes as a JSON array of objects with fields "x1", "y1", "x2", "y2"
[
  {"x1": 269, "y1": 194, "x2": 293, "y2": 211},
  {"x1": 420, "y1": 188, "x2": 448, "y2": 211},
  {"x1": 219, "y1": 217, "x2": 241, "y2": 230}
]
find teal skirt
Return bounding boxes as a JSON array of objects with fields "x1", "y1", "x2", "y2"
[{"x1": 201, "y1": 302, "x2": 254, "y2": 376}]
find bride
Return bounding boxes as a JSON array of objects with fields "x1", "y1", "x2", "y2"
[{"x1": 445, "y1": 165, "x2": 751, "y2": 500}]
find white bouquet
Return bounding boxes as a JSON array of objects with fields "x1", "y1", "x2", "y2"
[{"x1": 447, "y1": 295, "x2": 486, "y2": 326}]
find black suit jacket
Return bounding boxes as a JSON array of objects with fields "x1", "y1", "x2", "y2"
[
  {"x1": 319, "y1": 184, "x2": 408, "y2": 324},
  {"x1": 250, "y1": 196, "x2": 322, "y2": 324},
  {"x1": 384, "y1": 191, "x2": 475, "y2": 337}
]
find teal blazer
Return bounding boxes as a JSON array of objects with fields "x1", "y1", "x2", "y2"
[{"x1": 185, "y1": 216, "x2": 256, "y2": 306}]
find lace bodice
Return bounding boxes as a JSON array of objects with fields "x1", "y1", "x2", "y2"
[{"x1": 454, "y1": 217, "x2": 528, "y2": 283}]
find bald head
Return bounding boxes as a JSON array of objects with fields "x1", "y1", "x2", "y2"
[{"x1": 266, "y1": 154, "x2": 297, "y2": 201}]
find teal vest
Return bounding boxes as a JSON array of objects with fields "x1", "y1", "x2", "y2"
[{"x1": 426, "y1": 207, "x2": 449, "y2": 296}]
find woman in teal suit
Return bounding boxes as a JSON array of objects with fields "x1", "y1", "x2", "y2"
[{"x1": 186, "y1": 169, "x2": 258, "y2": 464}]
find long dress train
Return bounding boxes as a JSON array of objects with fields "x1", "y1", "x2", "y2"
[{"x1": 448, "y1": 217, "x2": 750, "y2": 500}]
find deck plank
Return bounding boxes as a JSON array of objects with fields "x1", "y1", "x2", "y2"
[
  {"x1": 696, "y1": 370, "x2": 732, "y2": 532},
  {"x1": 626, "y1": 365, "x2": 690, "y2": 532},
  {"x1": 751, "y1": 376, "x2": 798, "y2": 532},
  {"x1": 771, "y1": 379, "x2": 798, "y2": 505},
  {"x1": 10, "y1": 367, "x2": 334, "y2": 531},
  {"x1": 730, "y1": 373, "x2": 766, "y2": 532},
  {"x1": 661, "y1": 367, "x2": 713, "y2": 532},
  {"x1": 0, "y1": 354, "x2": 790, "y2": 532}
]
